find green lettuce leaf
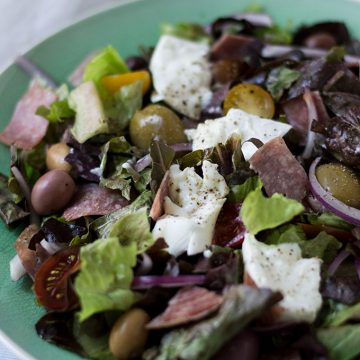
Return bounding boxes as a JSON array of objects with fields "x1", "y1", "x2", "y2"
[
  {"x1": 144, "y1": 286, "x2": 279, "y2": 360},
  {"x1": 91, "y1": 190, "x2": 153, "y2": 239},
  {"x1": 265, "y1": 225, "x2": 342, "y2": 261},
  {"x1": 256, "y1": 22, "x2": 293, "y2": 45},
  {"x1": 266, "y1": 66, "x2": 300, "y2": 101},
  {"x1": 323, "y1": 301, "x2": 360, "y2": 327},
  {"x1": 83, "y1": 46, "x2": 129, "y2": 97},
  {"x1": 105, "y1": 81, "x2": 143, "y2": 133},
  {"x1": 229, "y1": 176, "x2": 262, "y2": 203},
  {"x1": 75, "y1": 236, "x2": 137, "y2": 322},
  {"x1": 150, "y1": 139, "x2": 175, "y2": 193},
  {"x1": 161, "y1": 22, "x2": 210, "y2": 43},
  {"x1": 179, "y1": 150, "x2": 204, "y2": 170},
  {"x1": 36, "y1": 99, "x2": 75, "y2": 123},
  {"x1": 240, "y1": 187, "x2": 304, "y2": 235},
  {"x1": 109, "y1": 207, "x2": 154, "y2": 253},
  {"x1": 304, "y1": 212, "x2": 354, "y2": 230},
  {"x1": 317, "y1": 325, "x2": 360, "y2": 360},
  {"x1": 0, "y1": 173, "x2": 29, "y2": 225},
  {"x1": 99, "y1": 137, "x2": 134, "y2": 200}
]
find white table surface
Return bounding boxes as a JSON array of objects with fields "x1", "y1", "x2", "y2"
[{"x1": 0, "y1": 1, "x2": 129, "y2": 358}]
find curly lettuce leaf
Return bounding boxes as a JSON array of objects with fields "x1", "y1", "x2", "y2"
[
  {"x1": 36, "y1": 99, "x2": 75, "y2": 123},
  {"x1": 228, "y1": 176, "x2": 262, "y2": 203},
  {"x1": 266, "y1": 66, "x2": 300, "y2": 101},
  {"x1": 144, "y1": 286, "x2": 279, "y2": 360},
  {"x1": 161, "y1": 22, "x2": 210, "y2": 43},
  {"x1": 105, "y1": 81, "x2": 143, "y2": 133},
  {"x1": 83, "y1": 46, "x2": 129, "y2": 97},
  {"x1": 265, "y1": 224, "x2": 342, "y2": 261},
  {"x1": 317, "y1": 325, "x2": 360, "y2": 360},
  {"x1": 75, "y1": 236, "x2": 137, "y2": 322},
  {"x1": 91, "y1": 190, "x2": 153, "y2": 239},
  {"x1": 304, "y1": 212, "x2": 354, "y2": 230},
  {"x1": 240, "y1": 187, "x2": 304, "y2": 235},
  {"x1": 109, "y1": 207, "x2": 154, "y2": 253}
]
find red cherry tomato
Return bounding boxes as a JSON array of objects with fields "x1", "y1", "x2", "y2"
[{"x1": 34, "y1": 246, "x2": 80, "y2": 311}]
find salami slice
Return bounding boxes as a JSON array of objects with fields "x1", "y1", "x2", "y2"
[
  {"x1": 249, "y1": 137, "x2": 309, "y2": 201},
  {"x1": 63, "y1": 183, "x2": 128, "y2": 221},
  {"x1": 0, "y1": 80, "x2": 56, "y2": 149},
  {"x1": 15, "y1": 224, "x2": 39, "y2": 278},
  {"x1": 146, "y1": 286, "x2": 223, "y2": 329}
]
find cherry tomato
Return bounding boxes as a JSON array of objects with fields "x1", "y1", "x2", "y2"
[
  {"x1": 34, "y1": 247, "x2": 80, "y2": 311},
  {"x1": 223, "y1": 83, "x2": 275, "y2": 118}
]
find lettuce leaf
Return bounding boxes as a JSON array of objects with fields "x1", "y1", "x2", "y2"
[
  {"x1": 105, "y1": 81, "x2": 143, "y2": 133},
  {"x1": 265, "y1": 225, "x2": 342, "y2": 261},
  {"x1": 91, "y1": 190, "x2": 153, "y2": 239},
  {"x1": 304, "y1": 212, "x2": 354, "y2": 230},
  {"x1": 266, "y1": 66, "x2": 300, "y2": 101},
  {"x1": 109, "y1": 207, "x2": 154, "y2": 253},
  {"x1": 75, "y1": 236, "x2": 137, "y2": 322},
  {"x1": 323, "y1": 301, "x2": 360, "y2": 327},
  {"x1": 161, "y1": 22, "x2": 210, "y2": 43},
  {"x1": 83, "y1": 46, "x2": 128, "y2": 97},
  {"x1": 144, "y1": 286, "x2": 279, "y2": 360},
  {"x1": 240, "y1": 187, "x2": 304, "y2": 235},
  {"x1": 36, "y1": 99, "x2": 75, "y2": 123},
  {"x1": 228, "y1": 176, "x2": 262, "y2": 203},
  {"x1": 317, "y1": 325, "x2": 360, "y2": 360}
]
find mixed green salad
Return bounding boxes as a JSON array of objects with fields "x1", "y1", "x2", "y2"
[{"x1": 1, "y1": 7, "x2": 360, "y2": 360}]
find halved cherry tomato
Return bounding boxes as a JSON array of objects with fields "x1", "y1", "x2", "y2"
[
  {"x1": 34, "y1": 247, "x2": 80, "y2": 311},
  {"x1": 102, "y1": 70, "x2": 151, "y2": 95},
  {"x1": 223, "y1": 83, "x2": 275, "y2": 118}
]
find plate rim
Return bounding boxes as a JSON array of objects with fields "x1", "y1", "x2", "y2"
[{"x1": 0, "y1": 330, "x2": 36, "y2": 360}]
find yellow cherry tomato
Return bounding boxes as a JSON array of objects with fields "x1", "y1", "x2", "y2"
[
  {"x1": 223, "y1": 83, "x2": 275, "y2": 118},
  {"x1": 102, "y1": 70, "x2": 151, "y2": 95}
]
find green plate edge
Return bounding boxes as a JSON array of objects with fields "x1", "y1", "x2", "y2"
[{"x1": 0, "y1": 0, "x2": 359, "y2": 359}]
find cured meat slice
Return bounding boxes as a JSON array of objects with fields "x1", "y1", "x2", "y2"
[
  {"x1": 146, "y1": 286, "x2": 223, "y2": 329},
  {"x1": 63, "y1": 184, "x2": 128, "y2": 221},
  {"x1": 0, "y1": 80, "x2": 56, "y2": 149},
  {"x1": 15, "y1": 224, "x2": 39, "y2": 278},
  {"x1": 249, "y1": 137, "x2": 309, "y2": 201}
]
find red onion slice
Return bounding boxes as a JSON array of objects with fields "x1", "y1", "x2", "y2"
[
  {"x1": 328, "y1": 249, "x2": 351, "y2": 275},
  {"x1": 309, "y1": 157, "x2": 360, "y2": 226},
  {"x1": 132, "y1": 275, "x2": 206, "y2": 290}
]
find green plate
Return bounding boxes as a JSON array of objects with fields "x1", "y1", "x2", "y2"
[{"x1": 0, "y1": 0, "x2": 359, "y2": 358}]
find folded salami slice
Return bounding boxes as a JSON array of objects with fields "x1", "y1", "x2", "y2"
[
  {"x1": 249, "y1": 137, "x2": 309, "y2": 201},
  {"x1": 63, "y1": 183, "x2": 128, "y2": 221},
  {"x1": 146, "y1": 286, "x2": 223, "y2": 329},
  {"x1": 0, "y1": 80, "x2": 56, "y2": 149}
]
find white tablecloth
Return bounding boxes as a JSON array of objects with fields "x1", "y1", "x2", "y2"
[{"x1": 0, "y1": 2, "x2": 129, "y2": 358}]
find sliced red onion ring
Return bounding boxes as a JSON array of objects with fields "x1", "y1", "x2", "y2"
[
  {"x1": 15, "y1": 55, "x2": 58, "y2": 88},
  {"x1": 262, "y1": 44, "x2": 360, "y2": 66},
  {"x1": 355, "y1": 258, "x2": 360, "y2": 280},
  {"x1": 309, "y1": 157, "x2": 360, "y2": 226},
  {"x1": 132, "y1": 274, "x2": 206, "y2": 290},
  {"x1": 328, "y1": 249, "x2": 351, "y2": 275}
]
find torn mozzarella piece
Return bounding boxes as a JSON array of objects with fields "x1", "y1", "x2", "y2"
[
  {"x1": 185, "y1": 109, "x2": 292, "y2": 160},
  {"x1": 242, "y1": 233, "x2": 322, "y2": 323},
  {"x1": 152, "y1": 161, "x2": 228, "y2": 256},
  {"x1": 149, "y1": 35, "x2": 212, "y2": 119}
]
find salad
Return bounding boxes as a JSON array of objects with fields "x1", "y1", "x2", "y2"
[{"x1": 1, "y1": 6, "x2": 360, "y2": 360}]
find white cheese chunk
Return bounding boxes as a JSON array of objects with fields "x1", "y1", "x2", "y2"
[
  {"x1": 242, "y1": 233, "x2": 322, "y2": 323},
  {"x1": 149, "y1": 35, "x2": 212, "y2": 119},
  {"x1": 185, "y1": 108, "x2": 292, "y2": 160},
  {"x1": 152, "y1": 161, "x2": 228, "y2": 256}
]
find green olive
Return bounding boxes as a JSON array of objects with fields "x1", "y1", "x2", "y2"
[
  {"x1": 316, "y1": 163, "x2": 360, "y2": 208},
  {"x1": 46, "y1": 143, "x2": 72, "y2": 172},
  {"x1": 109, "y1": 308, "x2": 150, "y2": 360},
  {"x1": 129, "y1": 104, "x2": 187, "y2": 150}
]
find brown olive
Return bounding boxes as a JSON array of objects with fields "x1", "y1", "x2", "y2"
[
  {"x1": 46, "y1": 143, "x2": 72, "y2": 172},
  {"x1": 212, "y1": 59, "x2": 246, "y2": 84},
  {"x1": 109, "y1": 308, "x2": 150, "y2": 360},
  {"x1": 129, "y1": 104, "x2": 187, "y2": 150},
  {"x1": 304, "y1": 32, "x2": 337, "y2": 50},
  {"x1": 31, "y1": 170, "x2": 76, "y2": 215},
  {"x1": 316, "y1": 163, "x2": 360, "y2": 208}
]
